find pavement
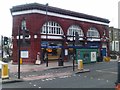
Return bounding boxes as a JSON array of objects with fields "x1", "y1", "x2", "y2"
[
  {"x1": 2, "y1": 60, "x2": 76, "y2": 84},
  {"x1": 2, "y1": 59, "x2": 117, "y2": 84}
]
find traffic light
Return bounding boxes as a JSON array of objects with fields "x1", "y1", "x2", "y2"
[{"x1": 4, "y1": 37, "x2": 8, "y2": 45}]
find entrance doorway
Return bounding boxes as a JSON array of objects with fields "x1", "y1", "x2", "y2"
[{"x1": 41, "y1": 41, "x2": 63, "y2": 61}]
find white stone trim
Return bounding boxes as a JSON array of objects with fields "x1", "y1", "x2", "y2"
[
  {"x1": 16, "y1": 35, "x2": 23, "y2": 39},
  {"x1": 16, "y1": 35, "x2": 31, "y2": 39},
  {"x1": 67, "y1": 37, "x2": 84, "y2": 41},
  {"x1": 87, "y1": 38, "x2": 101, "y2": 41},
  {"x1": 34, "y1": 35, "x2": 38, "y2": 38},
  {"x1": 41, "y1": 35, "x2": 62, "y2": 39},
  {"x1": 12, "y1": 9, "x2": 109, "y2": 25}
]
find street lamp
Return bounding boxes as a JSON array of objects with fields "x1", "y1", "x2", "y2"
[
  {"x1": 17, "y1": 18, "x2": 27, "y2": 79},
  {"x1": 45, "y1": 3, "x2": 48, "y2": 67}
]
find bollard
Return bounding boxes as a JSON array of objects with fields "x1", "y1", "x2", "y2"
[
  {"x1": 78, "y1": 60, "x2": 83, "y2": 70},
  {"x1": 104, "y1": 56, "x2": 110, "y2": 62},
  {"x1": 1, "y1": 63, "x2": 9, "y2": 79},
  {"x1": 20, "y1": 58, "x2": 22, "y2": 64}
]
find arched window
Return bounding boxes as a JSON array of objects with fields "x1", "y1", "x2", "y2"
[
  {"x1": 67, "y1": 25, "x2": 84, "y2": 36},
  {"x1": 87, "y1": 27, "x2": 100, "y2": 38},
  {"x1": 41, "y1": 21, "x2": 63, "y2": 35}
]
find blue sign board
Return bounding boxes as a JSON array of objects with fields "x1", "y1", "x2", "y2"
[{"x1": 41, "y1": 46, "x2": 63, "y2": 48}]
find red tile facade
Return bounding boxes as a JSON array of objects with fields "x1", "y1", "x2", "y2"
[{"x1": 11, "y1": 3, "x2": 110, "y2": 64}]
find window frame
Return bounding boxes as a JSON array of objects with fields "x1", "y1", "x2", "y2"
[
  {"x1": 87, "y1": 27, "x2": 100, "y2": 38},
  {"x1": 67, "y1": 25, "x2": 84, "y2": 37},
  {"x1": 41, "y1": 21, "x2": 63, "y2": 35}
]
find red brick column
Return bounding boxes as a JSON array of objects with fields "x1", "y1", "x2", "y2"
[{"x1": 12, "y1": 36, "x2": 18, "y2": 64}]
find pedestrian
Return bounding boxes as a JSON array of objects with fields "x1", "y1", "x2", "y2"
[{"x1": 44, "y1": 52, "x2": 47, "y2": 63}]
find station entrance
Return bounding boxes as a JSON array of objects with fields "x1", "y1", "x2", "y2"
[{"x1": 41, "y1": 41, "x2": 63, "y2": 61}]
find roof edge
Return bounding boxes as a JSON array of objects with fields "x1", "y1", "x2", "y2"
[{"x1": 10, "y1": 3, "x2": 110, "y2": 24}]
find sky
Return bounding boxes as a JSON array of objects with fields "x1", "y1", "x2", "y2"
[{"x1": 0, "y1": 0, "x2": 119, "y2": 37}]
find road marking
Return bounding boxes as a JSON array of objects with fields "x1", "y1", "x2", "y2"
[
  {"x1": 34, "y1": 84, "x2": 37, "y2": 87},
  {"x1": 96, "y1": 70, "x2": 117, "y2": 74},
  {"x1": 29, "y1": 82, "x2": 32, "y2": 84},
  {"x1": 46, "y1": 78, "x2": 49, "y2": 81},
  {"x1": 63, "y1": 76, "x2": 69, "y2": 78},
  {"x1": 32, "y1": 75, "x2": 35, "y2": 76},
  {"x1": 98, "y1": 78, "x2": 101, "y2": 80},
  {"x1": 59, "y1": 76, "x2": 66, "y2": 78},
  {"x1": 90, "y1": 77, "x2": 93, "y2": 79},
  {"x1": 48, "y1": 78, "x2": 53, "y2": 80},
  {"x1": 73, "y1": 74, "x2": 76, "y2": 76},
  {"x1": 106, "y1": 80, "x2": 109, "y2": 83},
  {"x1": 41, "y1": 79, "x2": 45, "y2": 81},
  {"x1": 52, "y1": 78, "x2": 56, "y2": 79},
  {"x1": 96, "y1": 67, "x2": 116, "y2": 71},
  {"x1": 38, "y1": 87, "x2": 41, "y2": 88},
  {"x1": 45, "y1": 78, "x2": 53, "y2": 81}
]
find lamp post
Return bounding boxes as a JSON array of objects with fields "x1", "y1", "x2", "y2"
[
  {"x1": 45, "y1": 3, "x2": 48, "y2": 67},
  {"x1": 17, "y1": 18, "x2": 27, "y2": 79},
  {"x1": 18, "y1": 26, "x2": 21, "y2": 79}
]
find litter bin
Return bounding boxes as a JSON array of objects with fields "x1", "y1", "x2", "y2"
[
  {"x1": 0, "y1": 61, "x2": 9, "y2": 79},
  {"x1": 97, "y1": 56, "x2": 101, "y2": 62},
  {"x1": 58, "y1": 58, "x2": 63, "y2": 66}
]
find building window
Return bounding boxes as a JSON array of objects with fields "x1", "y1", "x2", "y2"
[
  {"x1": 87, "y1": 27, "x2": 100, "y2": 38},
  {"x1": 67, "y1": 25, "x2": 84, "y2": 36},
  {"x1": 41, "y1": 21, "x2": 63, "y2": 35}
]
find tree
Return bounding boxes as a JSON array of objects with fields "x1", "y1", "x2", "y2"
[{"x1": 3, "y1": 37, "x2": 12, "y2": 60}]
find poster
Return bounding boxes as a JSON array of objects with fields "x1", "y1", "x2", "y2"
[
  {"x1": 65, "y1": 49, "x2": 68, "y2": 55},
  {"x1": 91, "y1": 52, "x2": 96, "y2": 62},
  {"x1": 21, "y1": 50, "x2": 29, "y2": 58}
]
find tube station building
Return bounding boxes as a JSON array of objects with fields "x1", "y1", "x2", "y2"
[{"x1": 10, "y1": 3, "x2": 110, "y2": 64}]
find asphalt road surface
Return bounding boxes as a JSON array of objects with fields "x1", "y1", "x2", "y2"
[{"x1": 2, "y1": 61, "x2": 117, "y2": 89}]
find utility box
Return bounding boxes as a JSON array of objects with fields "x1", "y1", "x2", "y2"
[
  {"x1": 0, "y1": 61, "x2": 9, "y2": 79},
  {"x1": 76, "y1": 48, "x2": 98, "y2": 64}
]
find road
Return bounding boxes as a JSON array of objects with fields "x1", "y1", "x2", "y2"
[{"x1": 2, "y1": 61, "x2": 117, "y2": 89}]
